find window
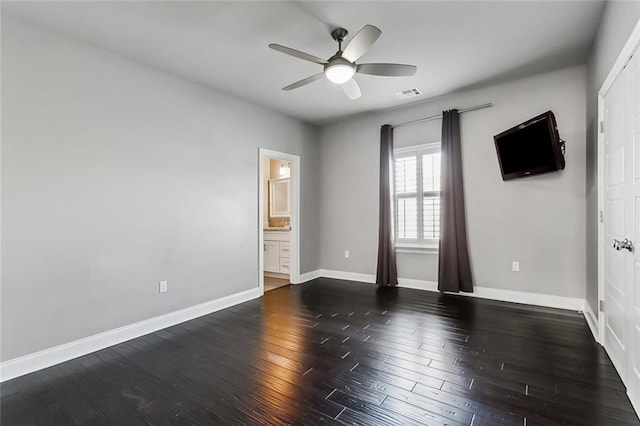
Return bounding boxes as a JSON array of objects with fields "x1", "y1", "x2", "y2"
[{"x1": 394, "y1": 143, "x2": 440, "y2": 249}]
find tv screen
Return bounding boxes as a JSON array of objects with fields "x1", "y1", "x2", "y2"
[{"x1": 493, "y1": 111, "x2": 565, "y2": 181}]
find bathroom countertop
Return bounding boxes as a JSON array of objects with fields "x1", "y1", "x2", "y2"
[{"x1": 264, "y1": 226, "x2": 291, "y2": 231}]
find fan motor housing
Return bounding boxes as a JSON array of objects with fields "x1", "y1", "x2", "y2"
[{"x1": 324, "y1": 56, "x2": 355, "y2": 72}]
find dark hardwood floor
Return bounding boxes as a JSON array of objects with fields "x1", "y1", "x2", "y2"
[{"x1": 2, "y1": 278, "x2": 639, "y2": 425}]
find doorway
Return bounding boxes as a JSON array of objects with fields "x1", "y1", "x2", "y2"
[
  {"x1": 599, "y1": 21, "x2": 640, "y2": 414},
  {"x1": 258, "y1": 148, "x2": 301, "y2": 294}
]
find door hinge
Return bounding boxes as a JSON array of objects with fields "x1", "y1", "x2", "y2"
[
  {"x1": 599, "y1": 300, "x2": 605, "y2": 312},
  {"x1": 599, "y1": 210, "x2": 604, "y2": 223},
  {"x1": 599, "y1": 121, "x2": 604, "y2": 134}
]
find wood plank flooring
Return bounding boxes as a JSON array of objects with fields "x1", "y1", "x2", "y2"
[
  {"x1": 2, "y1": 278, "x2": 639, "y2": 425},
  {"x1": 264, "y1": 276, "x2": 290, "y2": 292}
]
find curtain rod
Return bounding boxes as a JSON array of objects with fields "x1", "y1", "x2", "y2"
[{"x1": 391, "y1": 103, "x2": 493, "y2": 129}]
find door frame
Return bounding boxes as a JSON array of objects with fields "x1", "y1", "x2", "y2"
[
  {"x1": 597, "y1": 18, "x2": 640, "y2": 344},
  {"x1": 258, "y1": 148, "x2": 301, "y2": 294}
]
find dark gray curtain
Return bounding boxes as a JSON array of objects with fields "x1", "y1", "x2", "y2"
[
  {"x1": 438, "y1": 110, "x2": 473, "y2": 293},
  {"x1": 376, "y1": 124, "x2": 398, "y2": 286}
]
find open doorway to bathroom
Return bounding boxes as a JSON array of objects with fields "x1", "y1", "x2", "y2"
[{"x1": 258, "y1": 149, "x2": 300, "y2": 294}]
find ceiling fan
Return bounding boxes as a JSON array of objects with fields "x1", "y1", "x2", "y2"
[{"x1": 269, "y1": 25, "x2": 417, "y2": 100}]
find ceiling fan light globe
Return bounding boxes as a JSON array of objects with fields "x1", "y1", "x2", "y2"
[{"x1": 325, "y1": 63, "x2": 355, "y2": 84}]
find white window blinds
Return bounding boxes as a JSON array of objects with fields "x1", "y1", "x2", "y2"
[{"x1": 394, "y1": 144, "x2": 441, "y2": 247}]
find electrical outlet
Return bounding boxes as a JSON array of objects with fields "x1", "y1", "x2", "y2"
[
  {"x1": 159, "y1": 280, "x2": 168, "y2": 293},
  {"x1": 345, "y1": 250, "x2": 350, "y2": 258},
  {"x1": 511, "y1": 261, "x2": 520, "y2": 272}
]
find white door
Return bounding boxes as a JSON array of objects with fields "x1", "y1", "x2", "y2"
[
  {"x1": 603, "y1": 55, "x2": 630, "y2": 380},
  {"x1": 603, "y1": 45, "x2": 640, "y2": 411},
  {"x1": 626, "y1": 46, "x2": 640, "y2": 410}
]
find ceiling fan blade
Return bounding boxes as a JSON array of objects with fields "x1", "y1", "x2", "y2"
[
  {"x1": 357, "y1": 63, "x2": 417, "y2": 76},
  {"x1": 282, "y1": 73, "x2": 325, "y2": 91},
  {"x1": 341, "y1": 78, "x2": 361, "y2": 100},
  {"x1": 269, "y1": 44, "x2": 328, "y2": 65},
  {"x1": 341, "y1": 25, "x2": 382, "y2": 62}
]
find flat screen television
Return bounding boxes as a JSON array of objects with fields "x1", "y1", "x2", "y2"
[{"x1": 493, "y1": 110, "x2": 565, "y2": 181}]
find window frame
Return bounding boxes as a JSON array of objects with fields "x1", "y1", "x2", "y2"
[{"x1": 393, "y1": 142, "x2": 441, "y2": 252}]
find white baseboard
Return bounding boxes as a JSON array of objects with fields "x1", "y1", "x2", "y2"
[
  {"x1": 313, "y1": 269, "x2": 585, "y2": 311},
  {"x1": 318, "y1": 269, "x2": 376, "y2": 284},
  {"x1": 397, "y1": 277, "x2": 438, "y2": 292},
  {"x1": 0, "y1": 287, "x2": 262, "y2": 382},
  {"x1": 297, "y1": 269, "x2": 322, "y2": 284},
  {"x1": 584, "y1": 301, "x2": 601, "y2": 343},
  {"x1": 469, "y1": 286, "x2": 584, "y2": 311}
]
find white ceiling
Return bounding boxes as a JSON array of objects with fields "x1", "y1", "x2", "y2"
[{"x1": 3, "y1": 1, "x2": 606, "y2": 125}]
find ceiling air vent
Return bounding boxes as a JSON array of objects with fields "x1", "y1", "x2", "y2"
[{"x1": 395, "y1": 88, "x2": 421, "y2": 99}]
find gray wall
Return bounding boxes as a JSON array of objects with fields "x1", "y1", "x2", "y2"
[
  {"x1": 319, "y1": 65, "x2": 587, "y2": 299},
  {"x1": 1, "y1": 16, "x2": 321, "y2": 361},
  {"x1": 585, "y1": 3, "x2": 640, "y2": 318}
]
